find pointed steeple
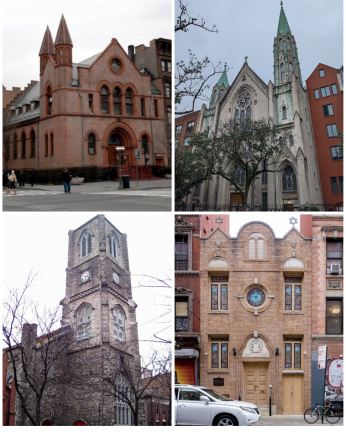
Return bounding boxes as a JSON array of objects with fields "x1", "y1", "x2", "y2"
[
  {"x1": 39, "y1": 26, "x2": 55, "y2": 56},
  {"x1": 217, "y1": 63, "x2": 229, "y2": 88},
  {"x1": 54, "y1": 14, "x2": 73, "y2": 47},
  {"x1": 277, "y1": 2, "x2": 291, "y2": 36}
]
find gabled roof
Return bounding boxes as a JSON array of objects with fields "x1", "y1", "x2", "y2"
[
  {"x1": 277, "y1": 4, "x2": 292, "y2": 37},
  {"x1": 39, "y1": 26, "x2": 55, "y2": 56},
  {"x1": 54, "y1": 14, "x2": 73, "y2": 47}
]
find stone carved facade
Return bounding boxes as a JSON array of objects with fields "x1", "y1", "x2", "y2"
[{"x1": 242, "y1": 338, "x2": 270, "y2": 358}]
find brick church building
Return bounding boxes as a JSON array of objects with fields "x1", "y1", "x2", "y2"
[
  {"x1": 3, "y1": 15, "x2": 169, "y2": 179},
  {"x1": 3, "y1": 215, "x2": 142, "y2": 426}
]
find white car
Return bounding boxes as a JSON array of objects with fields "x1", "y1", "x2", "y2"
[{"x1": 175, "y1": 385, "x2": 261, "y2": 426}]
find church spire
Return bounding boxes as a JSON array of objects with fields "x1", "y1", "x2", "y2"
[
  {"x1": 217, "y1": 63, "x2": 229, "y2": 88},
  {"x1": 39, "y1": 26, "x2": 55, "y2": 56},
  {"x1": 54, "y1": 14, "x2": 73, "y2": 47},
  {"x1": 277, "y1": 2, "x2": 292, "y2": 37}
]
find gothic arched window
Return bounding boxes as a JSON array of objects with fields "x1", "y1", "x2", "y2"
[
  {"x1": 281, "y1": 63, "x2": 285, "y2": 81},
  {"x1": 210, "y1": 91, "x2": 215, "y2": 106},
  {"x1": 282, "y1": 106, "x2": 287, "y2": 119},
  {"x1": 21, "y1": 132, "x2": 26, "y2": 158},
  {"x1": 235, "y1": 90, "x2": 252, "y2": 128},
  {"x1": 80, "y1": 230, "x2": 92, "y2": 258},
  {"x1": 282, "y1": 166, "x2": 297, "y2": 191},
  {"x1": 30, "y1": 130, "x2": 35, "y2": 158},
  {"x1": 125, "y1": 88, "x2": 133, "y2": 115},
  {"x1": 234, "y1": 109, "x2": 240, "y2": 125},
  {"x1": 234, "y1": 165, "x2": 245, "y2": 184},
  {"x1": 100, "y1": 86, "x2": 109, "y2": 114},
  {"x1": 47, "y1": 86, "x2": 52, "y2": 115},
  {"x1": 289, "y1": 63, "x2": 293, "y2": 78},
  {"x1": 113, "y1": 308, "x2": 125, "y2": 342},
  {"x1": 286, "y1": 37, "x2": 291, "y2": 50},
  {"x1": 13, "y1": 134, "x2": 18, "y2": 159},
  {"x1": 109, "y1": 232, "x2": 119, "y2": 259},
  {"x1": 219, "y1": 89, "x2": 224, "y2": 100},
  {"x1": 113, "y1": 87, "x2": 121, "y2": 114},
  {"x1": 115, "y1": 375, "x2": 131, "y2": 425},
  {"x1": 279, "y1": 39, "x2": 283, "y2": 51},
  {"x1": 289, "y1": 135, "x2": 294, "y2": 146},
  {"x1": 76, "y1": 304, "x2": 93, "y2": 340},
  {"x1": 88, "y1": 133, "x2": 95, "y2": 154},
  {"x1": 246, "y1": 106, "x2": 251, "y2": 121},
  {"x1": 142, "y1": 134, "x2": 148, "y2": 154},
  {"x1": 240, "y1": 110, "x2": 245, "y2": 128}
]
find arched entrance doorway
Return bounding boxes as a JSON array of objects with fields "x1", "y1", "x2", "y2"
[
  {"x1": 108, "y1": 132, "x2": 123, "y2": 166},
  {"x1": 104, "y1": 125, "x2": 136, "y2": 168}
]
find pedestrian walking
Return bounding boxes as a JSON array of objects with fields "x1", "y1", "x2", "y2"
[
  {"x1": 19, "y1": 170, "x2": 25, "y2": 186},
  {"x1": 62, "y1": 168, "x2": 72, "y2": 194},
  {"x1": 6, "y1": 170, "x2": 17, "y2": 195},
  {"x1": 30, "y1": 169, "x2": 35, "y2": 187},
  {"x1": 3, "y1": 170, "x2": 8, "y2": 188}
]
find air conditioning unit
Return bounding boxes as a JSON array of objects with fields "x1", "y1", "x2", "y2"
[
  {"x1": 135, "y1": 150, "x2": 141, "y2": 159},
  {"x1": 330, "y1": 264, "x2": 341, "y2": 274},
  {"x1": 89, "y1": 149, "x2": 94, "y2": 154}
]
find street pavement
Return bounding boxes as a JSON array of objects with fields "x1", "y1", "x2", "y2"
[
  {"x1": 3, "y1": 179, "x2": 172, "y2": 211},
  {"x1": 251, "y1": 415, "x2": 343, "y2": 427}
]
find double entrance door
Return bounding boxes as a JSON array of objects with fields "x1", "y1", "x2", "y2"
[{"x1": 244, "y1": 363, "x2": 269, "y2": 404}]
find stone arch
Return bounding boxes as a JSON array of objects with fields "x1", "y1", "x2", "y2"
[
  {"x1": 44, "y1": 81, "x2": 53, "y2": 94},
  {"x1": 284, "y1": 257, "x2": 304, "y2": 268},
  {"x1": 112, "y1": 303, "x2": 127, "y2": 320},
  {"x1": 208, "y1": 256, "x2": 229, "y2": 268},
  {"x1": 102, "y1": 122, "x2": 138, "y2": 166},
  {"x1": 111, "y1": 81, "x2": 124, "y2": 93},
  {"x1": 84, "y1": 128, "x2": 101, "y2": 142},
  {"x1": 238, "y1": 332, "x2": 275, "y2": 358},
  {"x1": 96, "y1": 80, "x2": 112, "y2": 93},
  {"x1": 74, "y1": 301, "x2": 94, "y2": 318},
  {"x1": 138, "y1": 130, "x2": 152, "y2": 142},
  {"x1": 123, "y1": 83, "x2": 138, "y2": 96}
]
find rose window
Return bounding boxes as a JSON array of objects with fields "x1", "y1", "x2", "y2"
[
  {"x1": 236, "y1": 90, "x2": 252, "y2": 110},
  {"x1": 247, "y1": 288, "x2": 266, "y2": 307}
]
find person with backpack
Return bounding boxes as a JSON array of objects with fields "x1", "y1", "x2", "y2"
[{"x1": 6, "y1": 170, "x2": 17, "y2": 195}]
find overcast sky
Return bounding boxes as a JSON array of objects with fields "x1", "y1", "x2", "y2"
[
  {"x1": 175, "y1": 0, "x2": 343, "y2": 113},
  {"x1": 2, "y1": 0, "x2": 172, "y2": 90},
  {"x1": 2, "y1": 213, "x2": 173, "y2": 359}
]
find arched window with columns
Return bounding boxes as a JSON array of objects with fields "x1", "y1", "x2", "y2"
[
  {"x1": 113, "y1": 87, "x2": 121, "y2": 114},
  {"x1": 100, "y1": 86, "x2": 109, "y2": 114},
  {"x1": 125, "y1": 88, "x2": 133, "y2": 115}
]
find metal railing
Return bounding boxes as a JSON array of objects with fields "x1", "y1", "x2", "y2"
[{"x1": 175, "y1": 203, "x2": 343, "y2": 212}]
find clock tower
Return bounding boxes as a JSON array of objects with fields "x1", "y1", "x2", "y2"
[{"x1": 60, "y1": 214, "x2": 140, "y2": 359}]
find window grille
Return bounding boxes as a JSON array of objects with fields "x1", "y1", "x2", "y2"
[
  {"x1": 326, "y1": 124, "x2": 338, "y2": 137},
  {"x1": 114, "y1": 375, "x2": 131, "y2": 425},
  {"x1": 109, "y1": 233, "x2": 118, "y2": 259},
  {"x1": 81, "y1": 231, "x2": 92, "y2": 257},
  {"x1": 331, "y1": 84, "x2": 338, "y2": 94},
  {"x1": 314, "y1": 89, "x2": 320, "y2": 99},
  {"x1": 113, "y1": 308, "x2": 125, "y2": 341},
  {"x1": 321, "y1": 86, "x2": 331, "y2": 97},
  {"x1": 330, "y1": 146, "x2": 342, "y2": 161},
  {"x1": 319, "y1": 69, "x2": 325, "y2": 77},
  {"x1": 76, "y1": 306, "x2": 92, "y2": 340}
]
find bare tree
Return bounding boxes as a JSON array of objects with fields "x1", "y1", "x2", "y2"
[
  {"x1": 2, "y1": 270, "x2": 76, "y2": 426},
  {"x1": 175, "y1": 0, "x2": 225, "y2": 115}
]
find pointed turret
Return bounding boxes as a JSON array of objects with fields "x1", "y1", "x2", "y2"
[
  {"x1": 39, "y1": 26, "x2": 55, "y2": 56},
  {"x1": 217, "y1": 63, "x2": 230, "y2": 88},
  {"x1": 277, "y1": 2, "x2": 291, "y2": 36},
  {"x1": 54, "y1": 14, "x2": 73, "y2": 47}
]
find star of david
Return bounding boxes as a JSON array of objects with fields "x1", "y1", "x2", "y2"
[
  {"x1": 215, "y1": 216, "x2": 223, "y2": 227},
  {"x1": 251, "y1": 293, "x2": 261, "y2": 302},
  {"x1": 289, "y1": 217, "x2": 298, "y2": 228}
]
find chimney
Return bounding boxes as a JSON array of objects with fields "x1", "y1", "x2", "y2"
[{"x1": 128, "y1": 45, "x2": 135, "y2": 62}]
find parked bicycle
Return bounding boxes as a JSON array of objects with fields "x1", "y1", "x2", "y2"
[{"x1": 304, "y1": 402, "x2": 342, "y2": 424}]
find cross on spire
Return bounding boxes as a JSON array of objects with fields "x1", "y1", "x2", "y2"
[
  {"x1": 244, "y1": 56, "x2": 248, "y2": 63},
  {"x1": 280, "y1": 1, "x2": 283, "y2": 7}
]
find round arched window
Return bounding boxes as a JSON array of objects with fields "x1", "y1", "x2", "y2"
[
  {"x1": 247, "y1": 288, "x2": 266, "y2": 307},
  {"x1": 109, "y1": 133, "x2": 122, "y2": 145}
]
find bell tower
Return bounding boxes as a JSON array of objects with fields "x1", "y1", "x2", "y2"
[
  {"x1": 54, "y1": 14, "x2": 73, "y2": 88},
  {"x1": 39, "y1": 26, "x2": 55, "y2": 76}
]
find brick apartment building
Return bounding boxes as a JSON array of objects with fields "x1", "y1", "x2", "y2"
[
  {"x1": 2, "y1": 352, "x2": 16, "y2": 426},
  {"x1": 132, "y1": 38, "x2": 172, "y2": 164},
  {"x1": 306, "y1": 64, "x2": 343, "y2": 209},
  {"x1": 175, "y1": 111, "x2": 200, "y2": 148},
  {"x1": 142, "y1": 372, "x2": 171, "y2": 426},
  {"x1": 199, "y1": 220, "x2": 313, "y2": 414},
  {"x1": 3, "y1": 15, "x2": 170, "y2": 178},
  {"x1": 300, "y1": 215, "x2": 343, "y2": 407}
]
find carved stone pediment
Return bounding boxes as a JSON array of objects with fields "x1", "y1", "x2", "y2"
[
  {"x1": 327, "y1": 280, "x2": 342, "y2": 290},
  {"x1": 175, "y1": 216, "x2": 194, "y2": 231},
  {"x1": 242, "y1": 338, "x2": 270, "y2": 357},
  {"x1": 208, "y1": 257, "x2": 229, "y2": 268},
  {"x1": 175, "y1": 286, "x2": 193, "y2": 294}
]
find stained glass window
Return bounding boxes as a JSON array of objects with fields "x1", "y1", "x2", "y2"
[
  {"x1": 294, "y1": 285, "x2": 302, "y2": 310},
  {"x1": 294, "y1": 343, "x2": 301, "y2": 368},
  {"x1": 279, "y1": 39, "x2": 283, "y2": 51},
  {"x1": 281, "y1": 63, "x2": 285, "y2": 81},
  {"x1": 221, "y1": 285, "x2": 228, "y2": 310},
  {"x1": 286, "y1": 38, "x2": 291, "y2": 50},
  {"x1": 212, "y1": 343, "x2": 219, "y2": 368},
  {"x1": 285, "y1": 343, "x2": 292, "y2": 368},
  {"x1": 282, "y1": 166, "x2": 297, "y2": 191},
  {"x1": 285, "y1": 285, "x2": 292, "y2": 310},
  {"x1": 247, "y1": 288, "x2": 266, "y2": 307},
  {"x1": 249, "y1": 239, "x2": 255, "y2": 259},
  {"x1": 211, "y1": 285, "x2": 218, "y2": 310},
  {"x1": 257, "y1": 239, "x2": 264, "y2": 259},
  {"x1": 221, "y1": 344, "x2": 228, "y2": 368}
]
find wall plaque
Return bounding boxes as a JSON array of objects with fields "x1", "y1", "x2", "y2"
[
  {"x1": 214, "y1": 377, "x2": 224, "y2": 386},
  {"x1": 327, "y1": 280, "x2": 342, "y2": 290}
]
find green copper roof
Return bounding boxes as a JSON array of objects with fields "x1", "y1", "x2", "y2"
[
  {"x1": 277, "y1": 3, "x2": 291, "y2": 36},
  {"x1": 217, "y1": 63, "x2": 229, "y2": 88}
]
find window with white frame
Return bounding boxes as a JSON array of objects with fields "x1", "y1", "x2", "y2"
[
  {"x1": 314, "y1": 89, "x2": 320, "y2": 99},
  {"x1": 322, "y1": 104, "x2": 334, "y2": 117},
  {"x1": 113, "y1": 307, "x2": 125, "y2": 341},
  {"x1": 109, "y1": 232, "x2": 119, "y2": 259},
  {"x1": 319, "y1": 69, "x2": 325, "y2": 77},
  {"x1": 210, "y1": 337, "x2": 229, "y2": 369},
  {"x1": 326, "y1": 124, "x2": 338, "y2": 138},
  {"x1": 80, "y1": 231, "x2": 92, "y2": 258},
  {"x1": 175, "y1": 125, "x2": 182, "y2": 135},
  {"x1": 331, "y1": 84, "x2": 338, "y2": 95},
  {"x1": 210, "y1": 277, "x2": 228, "y2": 311},
  {"x1": 330, "y1": 146, "x2": 342, "y2": 161},
  {"x1": 114, "y1": 375, "x2": 131, "y2": 425},
  {"x1": 284, "y1": 277, "x2": 302, "y2": 311},
  {"x1": 321, "y1": 85, "x2": 331, "y2": 97},
  {"x1": 76, "y1": 304, "x2": 92, "y2": 340}
]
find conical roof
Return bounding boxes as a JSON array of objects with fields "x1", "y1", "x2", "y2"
[
  {"x1": 217, "y1": 64, "x2": 229, "y2": 88},
  {"x1": 277, "y1": 3, "x2": 291, "y2": 36},
  {"x1": 39, "y1": 26, "x2": 55, "y2": 56},
  {"x1": 54, "y1": 14, "x2": 73, "y2": 47}
]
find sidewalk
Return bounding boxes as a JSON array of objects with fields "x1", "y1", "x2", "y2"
[
  {"x1": 12, "y1": 179, "x2": 171, "y2": 193},
  {"x1": 252, "y1": 415, "x2": 343, "y2": 426}
]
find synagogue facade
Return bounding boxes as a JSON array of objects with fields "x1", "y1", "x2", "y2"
[
  {"x1": 186, "y1": 4, "x2": 323, "y2": 211},
  {"x1": 199, "y1": 221, "x2": 312, "y2": 414},
  {"x1": 3, "y1": 15, "x2": 169, "y2": 177}
]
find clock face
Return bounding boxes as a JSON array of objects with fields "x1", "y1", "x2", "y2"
[
  {"x1": 81, "y1": 270, "x2": 90, "y2": 283},
  {"x1": 112, "y1": 272, "x2": 119, "y2": 284}
]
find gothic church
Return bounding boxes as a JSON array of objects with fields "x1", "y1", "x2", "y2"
[
  {"x1": 4, "y1": 215, "x2": 141, "y2": 426},
  {"x1": 187, "y1": 4, "x2": 323, "y2": 210}
]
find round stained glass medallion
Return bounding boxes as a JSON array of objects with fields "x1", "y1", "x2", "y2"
[
  {"x1": 295, "y1": 346, "x2": 300, "y2": 352},
  {"x1": 286, "y1": 346, "x2": 291, "y2": 352},
  {"x1": 110, "y1": 58, "x2": 122, "y2": 73},
  {"x1": 222, "y1": 287, "x2": 227, "y2": 293},
  {"x1": 222, "y1": 346, "x2": 227, "y2": 351},
  {"x1": 295, "y1": 288, "x2": 301, "y2": 294},
  {"x1": 212, "y1": 287, "x2": 217, "y2": 293},
  {"x1": 247, "y1": 288, "x2": 266, "y2": 307},
  {"x1": 213, "y1": 346, "x2": 218, "y2": 352},
  {"x1": 286, "y1": 288, "x2": 291, "y2": 293}
]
